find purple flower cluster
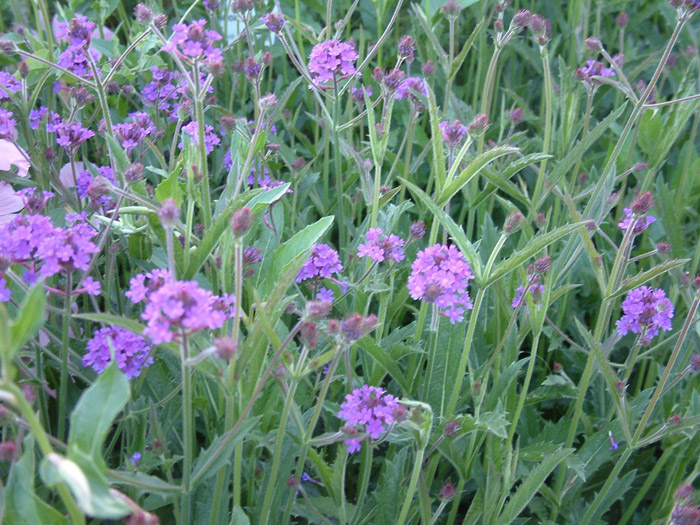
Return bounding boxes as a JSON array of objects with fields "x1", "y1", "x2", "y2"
[
  {"x1": 56, "y1": 15, "x2": 102, "y2": 79},
  {"x1": 179, "y1": 121, "x2": 221, "y2": 154},
  {"x1": 512, "y1": 284, "x2": 546, "y2": 308},
  {"x1": 357, "y1": 228, "x2": 405, "y2": 263},
  {"x1": 83, "y1": 326, "x2": 153, "y2": 379},
  {"x1": 0, "y1": 109, "x2": 17, "y2": 140},
  {"x1": 142, "y1": 67, "x2": 183, "y2": 120},
  {"x1": 76, "y1": 166, "x2": 117, "y2": 208},
  {"x1": 126, "y1": 270, "x2": 236, "y2": 344},
  {"x1": 616, "y1": 286, "x2": 674, "y2": 344},
  {"x1": 407, "y1": 244, "x2": 474, "y2": 324},
  {"x1": 576, "y1": 60, "x2": 615, "y2": 86},
  {"x1": 0, "y1": 72, "x2": 21, "y2": 102},
  {"x1": 55, "y1": 121, "x2": 95, "y2": 155},
  {"x1": 29, "y1": 107, "x2": 62, "y2": 132},
  {"x1": 395, "y1": 77, "x2": 429, "y2": 103},
  {"x1": 114, "y1": 112, "x2": 157, "y2": 152},
  {"x1": 338, "y1": 385, "x2": 399, "y2": 453},
  {"x1": 308, "y1": 41, "x2": 359, "y2": 85},
  {"x1": 618, "y1": 208, "x2": 655, "y2": 234},
  {"x1": 162, "y1": 19, "x2": 223, "y2": 70},
  {"x1": 439, "y1": 120, "x2": 468, "y2": 149},
  {"x1": 297, "y1": 244, "x2": 343, "y2": 282}
]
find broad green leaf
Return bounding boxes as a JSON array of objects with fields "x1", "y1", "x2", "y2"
[
  {"x1": 191, "y1": 417, "x2": 259, "y2": 486},
  {"x1": 10, "y1": 282, "x2": 45, "y2": 355},
  {"x1": 608, "y1": 259, "x2": 688, "y2": 300},
  {"x1": 437, "y1": 145, "x2": 519, "y2": 206},
  {"x1": 4, "y1": 437, "x2": 69, "y2": 525},
  {"x1": 486, "y1": 223, "x2": 583, "y2": 285},
  {"x1": 375, "y1": 448, "x2": 407, "y2": 523},
  {"x1": 154, "y1": 166, "x2": 184, "y2": 205},
  {"x1": 69, "y1": 362, "x2": 130, "y2": 458},
  {"x1": 497, "y1": 448, "x2": 574, "y2": 524},
  {"x1": 108, "y1": 470, "x2": 182, "y2": 494},
  {"x1": 402, "y1": 178, "x2": 483, "y2": 283},
  {"x1": 357, "y1": 338, "x2": 412, "y2": 395},
  {"x1": 231, "y1": 506, "x2": 251, "y2": 525},
  {"x1": 105, "y1": 135, "x2": 130, "y2": 176}
]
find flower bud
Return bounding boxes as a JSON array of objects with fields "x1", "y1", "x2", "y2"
[
  {"x1": 534, "y1": 255, "x2": 551, "y2": 274},
  {"x1": 300, "y1": 321, "x2": 318, "y2": 348},
  {"x1": 213, "y1": 337, "x2": 237, "y2": 361},
  {"x1": 372, "y1": 67, "x2": 384, "y2": 83},
  {"x1": 444, "y1": 420, "x2": 460, "y2": 437},
  {"x1": 690, "y1": 354, "x2": 700, "y2": 372},
  {"x1": 674, "y1": 484, "x2": 694, "y2": 502},
  {"x1": 231, "y1": 207, "x2": 253, "y2": 237},
  {"x1": 134, "y1": 4, "x2": 154, "y2": 24},
  {"x1": 421, "y1": 60, "x2": 435, "y2": 77},
  {"x1": 585, "y1": 37, "x2": 602, "y2": 52},
  {"x1": 442, "y1": 0, "x2": 462, "y2": 18},
  {"x1": 656, "y1": 242, "x2": 670, "y2": 254},
  {"x1": 504, "y1": 211, "x2": 524, "y2": 234},
  {"x1": 631, "y1": 191, "x2": 654, "y2": 215},
  {"x1": 438, "y1": 482, "x2": 457, "y2": 500},
  {"x1": 260, "y1": 12, "x2": 284, "y2": 33},
  {"x1": 0, "y1": 441, "x2": 18, "y2": 462},
  {"x1": 535, "y1": 212, "x2": 547, "y2": 229},
  {"x1": 468, "y1": 113, "x2": 490, "y2": 136},
  {"x1": 616, "y1": 12, "x2": 629, "y2": 28},
  {"x1": 398, "y1": 35, "x2": 416, "y2": 62},
  {"x1": 509, "y1": 107, "x2": 523, "y2": 123},
  {"x1": 409, "y1": 220, "x2": 426, "y2": 240},
  {"x1": 153, "y1": 14, "x2": 168, "y2": 30},
  {"x1": 158, "y1": 198, "x2": 180, "y2": 228},
  {"x1": 513, "y1": 9, "x2": 531, "y2": 29},
  {"x1": 87, "y1": 176, "x2": 112, "y2": 202},
  {"x1": 259, "y1": 93, "x2": 278, "y2": 110}
]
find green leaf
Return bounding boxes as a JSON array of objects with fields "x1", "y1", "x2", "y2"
[
  {"x1": 105, "y1": 135, "x2": 130, "y2": 176},
  {"x1": 10, "y1": 282, "x2": 46, "y2": 355},
  {"x1": 108, "y1": 470, "x2": 182, "y2": 494},
  {"x1": 154, "y1": 167, "x2": 184, "y2": 205},
  {"x1": 401, "y1": 178, "x2": 483, "y2": 283},
  {"x1": 265, "y1": 216, "x2": 334, "y2": 295},
  {"x1": 191, "y1": 418, "x2": 259, "y2": 486},
  {"x1": 497, "y1": 448, "x2": 574, "y2": 524},
  {"x1": 448, "y1": 16, "x2": 485, "y2": 81},
  {"x1": 437, "y1": 145, "x2": 519, "y2": 206},
  {"x1": 608, "y1": 258, "x2": 688, "y2": 300},
  {"x1": 4, "y1": 437, "x2": 69, "y2": 525},
  {"x1": 486, "y1": 223, "x2": 583, "y2": 285},
  {"x1": 69, "y1": 362, "x2": 130, "y2": 458},
  {"x1": 356, "y1": 338, "x2": 412, "y2": 395},
  {"x1": 375, "y1": 448, "x2": 407, "y2": 523},
  {"x1": 426, "y1": 88, "x2": 447, "y2": 189},
  {"x1": 74, "y1": 313, "x2": 146, "y2": 337},
  {"x1": 231, "y1": 506, "x2": 251, "y2": 525}
]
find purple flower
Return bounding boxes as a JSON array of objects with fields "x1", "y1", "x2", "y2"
[
  {"x1": 512, "y1": 284, "x2": 545, "y2": 309},
  {"x1": 260, "y1": 13, "x2": 284, "y2": 33},
  {"x1": 81, "y1": 276, "x2": 101, "y2": 296},
  {"x1": 0, "y1": 214, "x2": 56, "y2": 266},
  {"x1": 162, "y1": 19, "x2": 223, "y2": 68},
  {"x1": 317, "y1": 287, "x2": 334, "y2": 302},
  {"x1": 128, "y1": 451, "x2": 142, "y2": 466},
  {"x1": 55, "y1": 121, "x2": 95, "y2": 155},
  {"x1": 0, "y1": 278, "x2": 10, "y2": 302},
  {"x1": 0, "y1": 72, "x2": 21, "y2": 103},
  {"x1": 308, "y1": 41, "x2": 359, "y2": 85},
  {"x1": 576, "y1": 60, "x2": 615, "y2": 87},
  {"x1": 33, "y1": 214, "x2": 100, "y2": 277},
  {"x1": 114, "y1": 112, "x2": 157, "y2": 152},
  {"x1": 439, "y1": 120, "x2": 467, "y2": 149},
  {"x1": 357, "y1": 228, "x2": 405, "y2": 263},
  {"x1": 407, "y1": 244, "x2": 474, "y2": 324},
  {"x1": 179, "y1": 121, "x2": 220, "y2": 154},
  {"x1": 672, "y1": 504, "x2": 700, "y2": 525},
  {"x1": 56, "y1": 15, "x2": 95, "y2": 48},
  {"x1": 29, "y1": 107, "x2": 48, "y2": 130},
  {"x1": 126, "y1": 271, "x2": 236, "y2": 344},
  {"x1": 395, "y1": 77, "x2": 429, "y2": 102},
  {"x1": 616, "y1": 286, "x2": 674, "y2": 344},
  {"x1": 337, "y1": 385, "x2": 399, "y2": 452},
  {"x1": 297, "y1": 244, "x2": 343, "y2": 282},
  {"x1": 142, "y1": 67, "x2": 183, "y2": 119},
  {"x1": 83, "y1": 327, "x2": 153, "y2": 379},
  {"x1": 618, "y1": 208, "x2": 655, "y2": 234},
  {"x1": 46, "y1": 112, "x2": 63, "y2": 132},
  {"x1": 608, "y1": 431, "x2": 619, "y2": 451},
  {"x1": 76, "y1": 166, "x2": 118, "y2": 208},
  {"x1": 0, "y1": 109, "x2": 17, "y2": 140}
]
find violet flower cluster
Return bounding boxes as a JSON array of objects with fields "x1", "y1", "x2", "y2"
[
  {"x1": 618, "y1": 208, "x2": 655, "y2": 235},
  {"x1": 142, "y1": 67, "x2": 184, "y2": 120},
  {"x1": 114, "y1": 112, "x2": 157, "y2": 153},
  {"x1": 297, "y1": 244, "x2": 343, "y2": 282},
  {"x1": 83, "y1": 326, "x2": 153, "y2": 379},
  {"x1": 126, "y1": 269, "x2": 236, "y2": 344},
  {"x1": 337, "y1": 385, "x2": 399, "y2": 453},
  {"x1": 308, "y1": 41, "x2": 359, "y2": 85},
  {"x1": 576, "y1": 60, "x2": 615, "y2": 87},
  {"x1": 162, "y1": 19, "x2": 223, "y2": 70},
  {"x1": 55, "y1": 121, "x2": 95, "y2": 155},
  {"x1": 55, "y1": 15, "x2": 103, "y2": 79},
  {"x1": 180, "y1": 121, "x2": 221, "y2": 154},
  {"x1": 0, "y1": 108, "x2": 16, "y2": 140},
  {"x1": 616, "y1": 286, "x2": 674, "y2": 345},
  {"x1": 395, "y1": 77, "x2": 429, "y2": 104},
  {"x1": 357, "y1": 228, "x2": 405, "y2": 263},
  {"x1": 76, "y1": 166, "x2": 118, "y2": 208},
  {"x1": 407, "y1": 244, "x2": 474, "y2": 324},
  {"x1": 440, "y1": 120, "x2": 468, "y2": 149},
  {"x1": 0, "y1": 72, "x2": 21, "y2": 102},
  {"x1": 512, "y1": 284, "x2": 546, "y2": 309}
]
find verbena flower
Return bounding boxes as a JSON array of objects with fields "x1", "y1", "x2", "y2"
[
  {"x1": 317, "y1": 287, "x2": 334, "y2": 302},
  {"x1": 260, "y1": 13, "x2": 284, "y2": 33},
  {"x1": 0, "y1": 109, "x2": 17, "y2": 140},
  {"x1": 395, "y1": 77, "x2": 428, "y2": 102},
  {"x1": 0, "y1": 72, "x2": 21, "y2": 102},
  {"x1": 439, "y1": 120, "x2": 467, "y2": 149},
  {"x1": 162, "y1": 19, "x2": 223, "y2": 69},
  {"x1": 407, "y1": 244, "x2": 474, "y2": 324},
  {"x1": 338, "y1": 385, "x2": 399, "y2": 453},
  {"x1": 308, "y1": 40, "x2": 358, "y2": 85},
  {"x1": 29, "y1": 107, "x2": 48, "y2": 130},
  {"x1": 83, "y1": 326, "x2": 153, "y2": 379},
  {"x1": 114, "y1": 112, "x2": 157, "y2": 152},
  {"x1": 179, "y1": 121, "x2": 220, "y2": 154},
  {"x1": 142, "y1": 67, "x2": 183, "y2": 120},
  {"x1": 55, "y1": 121, "x2": 95, "y2": 155},
  {"x1": 126, "y1": 270, "x2": 236, "y2": 344},
  {"x1": 297, "y1": 244, "x2": 343, "y2": 282},
  {"x1": 76, "y1": 166, "x2": 117, "y2": 207},
  {"x1": 34, "y1": 213, "x2": 100, "y2": 277},
  {"x1": 616, "y1": 286, "x2": 674, "y2": 344},
  {"x1": 357, "y1": 228, "x2": 405, "y2": 263},
  {"x1": 618, "y1": 208, "x2": 655, "y2": 234},
  {"x1": 512, "y1": 284, "x2": 545, "y2": 308},
  {"x1": 576, "y1": 60, "x2": 615, "y2": 87}
]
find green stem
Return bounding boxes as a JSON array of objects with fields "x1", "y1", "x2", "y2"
[
  {"x1": 397, "y1": 445, "x2": 426, "y2": 524},
  {"x1": 57, "y1": 275, "x2": 72, "y2": 443},
  {"x1": 507, "y1": 333, "x2": 541, "y2": 443},
  {"x1": 532, "y1": 46, "x2": 553, "y2": 211},
  {"x1": 333, "y1": 82, "x2": 346, "y2": 250},
  {"x1": 350, "y1": 443, "x2": 373, "y2": 524},
  {"x1": 194, "y1": 74, "x2": 212, "y2": 230},
  {"x1": 180, "y1": 335, "x2": 194, "y2": 524}
]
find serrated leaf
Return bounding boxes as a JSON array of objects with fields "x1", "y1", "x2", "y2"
[
  {"x1": 486, "y1": 223, "x2": 583, "y2": 285},
  {"x1": 437, "y1": 146, "x2": 519, "y2": 206},
  {"x1": 498, "y1": 448, "x2": 574, "y2": 524},
  {"x1": 608, "y1": 258, "x2": 688, "y2": 300}
]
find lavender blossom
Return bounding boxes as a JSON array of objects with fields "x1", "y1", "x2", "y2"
[
  {"x1": 0, "y1": 109, "x2": 17, "y2": 140},
  {"x1": 0, "y1": 72, "x2": 21, "y2": 102},
  {"x1": 616, "y1": 286, "x2": 674, "y2": 344},
  {"x1": 83, "y1": 327, "x2": 153, "y2": 379},
  {"x1": 55, "y1": 121, "x2": 95, "y2": 155},
  {"x1": 357, "y1": 228, "x2": 405, "y2": 263},
  {"x1": 512, "y1": 284, "x2": 545, "y2": 308},
  {"x1": 179, "y1": 121, "x2": 220, "y2": 154},
  {"x1": 439, "y1": 120, "x2": 467, "y2": 149},
  {"x1": 114, "y1": 112, "x2": 157, "y2": 153},
  {"x1": 337, "y1": 385, "x2": 399, "y2": 453},
  {"x1": 395, "y1": 77, "x2": 429, "y2": 104},
  {"x1": 576, "y1": 60, "x2": 615, "y2": 87},
  {"x1": 618, "y1": 208, "x2": 655, "y2": 234},
  {"x1": 407, "y1": 244, "x2": 474, "y2": 324},
  {"x1": 296, "y1": 244, "x2": 343, "y2": 282},
  {"x1": 162, "y1": 19, "x2": 223, "y2": 69},
  {"x1": 308, "y1": 41, "x2": 359, "y2": 85}
]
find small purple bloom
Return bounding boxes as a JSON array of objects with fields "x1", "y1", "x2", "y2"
[
  {"x1": 616, "y1": 286, "x2": 674, "y2": 344},
  {"x1": 317, "y1": 287, "x2": 335, "y2": 302},
  {"x1": 29, "y1": 107, "x2": 48, "y2": 130},
  {"x1": 129, "y1": 451, "x2": 142, "y2": 467},
  {"x1": 337, "y1": 385, "x2": 399, "y2": 452},
  {"x1": 83, "y1": 327, "x2": 153, "y2": 379},
  {"x1": 395, "y1": 76, "x2": 429, "y2": 102},
  {"x1": 260, "y1": 13, "x2": 284, "y2": 33},
  {"x1": 439, "y1": 120, "x2": 467, "y2": 149},
  {"x1": 0, "y1": 72, "x2": 21, "y2": 102},
  {"x1": 297, "y1": 244, "x2": 344, "y2": 282},
  {"x1": 179, "y1": 121, "x2": 221, "y2": 154},
  {"x1": 608, "y1": 431, "x2": 619, "y2": 451},
  {"x1": 357, "y1": 228, "x2": 405, "y2": 263},
  {"x1": 512, "y1": 284, "x2": 545, "y2": 309},
  {"x1": 407, "y1": 244, "x2": 474, "y2": 324},
  {"x1": 162, "y1": 19, "x2": 223, "y2": 69},
  {"x1": 308, "y1": 41, "x2": 359, "y2": 85},
  {"x1": 618, "y1": 208, "x2": 655, "y2": 234},
  {"x1": 576, "y1": 60, "x2": 615, "y2": 87},
  {"x1": 0, "y1": 109, "x2": 17, "y2": 140},
  {"x1": 55, "y1": 121, "x2": 95, "y2": 155},
  {"x1": 114, "y1": 112, "x2": 157, "y2": 153}
]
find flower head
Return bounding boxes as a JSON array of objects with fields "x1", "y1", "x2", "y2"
[
  {"x1": 162, "y1": 19, "x2": 223, "y2": 68},
  {"x1": 55, "y1": 121, "x2": 94, "y2": 155},
  {"x1": 576, "y1": 60, "x2": 615, "y2": 87},
  {"x1": 260, "y1": 13, "x2": 284, "y2": 33},
  {"x1": 618, "y1": 208, "x2": 655, "y2": 234},
  {"x1": 616, "y1": 286, "x2": 674, "y2": 344},
  {"x1": 179, "y1": 121, "x2": 220, "y2": 154},
  {"x1": 357, "y1": 228, "x2": 405, "y2": 263},
  {"x1": 0, "y1": 72, "x2": 21, "y2": 103},
  {"x1": 0, "y1": 109, "x2": 17, "y2": 140},
  {"x1": 439, "y1": 120, "x2": 467, "y2": 149},
  {"x1": 83, "y1": 327, "x2": 153, "y2": 379},
  {"x1": 297, "y1": 244, "x2": 343, "y2": 282},
  {"x1": 407, "y1": 244, "x2": 474, "y2": 323},
  {"x1": 395, "y1": 77, "x2": 429, "y2": 105},
  {"x1": 512, "y1": 284, "x2": 545, "y2": 309},
  {"x1": 337, "y1": 385, "x2": 399, "y2": 452},
  {"x1": 114, "y1": 112, "x2": 157, "y2": 152},
  {"x1": 308, "y1": 40, "x2": 358, "y2": 85}
]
